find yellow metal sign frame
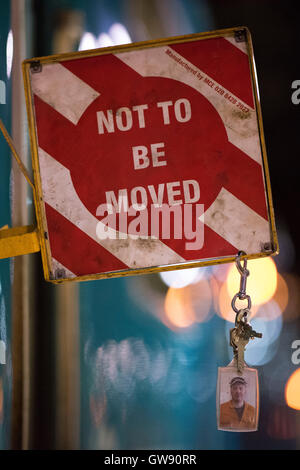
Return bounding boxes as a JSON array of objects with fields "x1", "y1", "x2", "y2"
[{"x1": 19, "y1": 26, "x2": 278, "y2": 283}]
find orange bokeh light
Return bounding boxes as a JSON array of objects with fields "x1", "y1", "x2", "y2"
[
  {"x1": 282, "y1": 274, "x2": 300, "y2": 322},
  {"x1": 164, "y1": 287, "x2": 195, "y2": 329},
  {"x1": 226, "y1": 257, "x2": 278, "y2": 307},
  {"x1": 164, "y1": 279, "x2": 212, "y2": 329},
  {"x1": 285, "y1": 368, "x2": 300, "y2": 410},
  {"x1": 188, "y1": 279, "x2": 212, "y2": 323},
  {"x1": 218, "y1": 281, "x2": 235, "y2": 323},
  {"x1": 255, "y1": 273, "x2": 288, "y2": 321}
]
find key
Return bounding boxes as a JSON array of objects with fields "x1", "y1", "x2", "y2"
[
  {"x1": 236, "y1": 335, "x2": 248, "y2": 373},
  {"x1": 230, "y1": 324, "x2": 249, "y2": 373},
  {"x1": 230, "y1": 310, "x2": 262, "y2": 373},
  {"x1": 240, "y1": 321, "x2": 263, "y2": 342}
]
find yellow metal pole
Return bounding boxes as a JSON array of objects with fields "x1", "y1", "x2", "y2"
[
  {"x1": 0, "y1": 119, "x2": 40, "y2": 258},
  {"x1": 0, "y1": 225, "x2": 40, "y2": 259}
]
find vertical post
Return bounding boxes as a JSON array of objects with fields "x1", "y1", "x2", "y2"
[
  {"x1": 10, "y1": 0, "x2": 35, "y2": 450},
  {"x1": 52, "y1": 10, "x2": 81, "y2": 450}
]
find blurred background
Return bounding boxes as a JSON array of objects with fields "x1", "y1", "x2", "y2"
[{"x1": 0, "y1": 0, "x2": 300, "y2": 450}]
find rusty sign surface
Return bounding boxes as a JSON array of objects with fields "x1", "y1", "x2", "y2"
[{"x1": 22, "y1": 27, "x2": 278, "y2": 283}]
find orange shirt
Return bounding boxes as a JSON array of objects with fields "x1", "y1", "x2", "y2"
[{"x1": 219, "y1": 400, "x2": 256, "y2": 430}]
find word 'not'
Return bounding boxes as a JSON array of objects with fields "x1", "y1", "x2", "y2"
[{"x1": 96, "y1": 98, "x2": 192, "y2": 134}]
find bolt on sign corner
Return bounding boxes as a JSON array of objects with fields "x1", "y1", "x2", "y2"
[{"x1": 23, "y1": 27, "x2": 278, "y2": 283}]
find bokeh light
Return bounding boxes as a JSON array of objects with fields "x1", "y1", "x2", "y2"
[
  {"x1": 78, "y1": 32, "x2": 97, "y2": 50},
  {"x1": 266, "y1": 273, "x2": 289, "y2": 319},
  {"x1": 285, "y1": 368, "x2": 300, "y2": 410},
  {"x1": 242, "y1": 308, "x2": 282, "y2": 366},
  {"x1": 186, "y1": 279, "x2": 213, "y2": 323},
  {"x1": 164, "y1": 287, "x2": 195, "y2": 329},
  {"x1": 281, "y1": 274, "x2": 300, "y2": 322},
  {"x1": 218, "y1": 281, "x2": 234, "y2": 323},
  {"x1": 108, "y1": 23, "x2": 132, "y2": 45},
  {"x1": 255, "y1": 297, "x2": 283, "y2": 322},
  {"x1": 212, "y1": 263, "x2": 230, "y2": 283},
  {"x1": 6, "y1": 30, "x2": 13, "y2": 79},
  {"x1": 97, "y1": 32, "x2": 114, "y2": 47},
  {"x1": 79, "y1": 24, "x2": 131, "y2": 51},
  {"x1": 249, "y1": 305, "x2": 283, "y2": 345},
  {"x1": 163, "y1": 278, "x2": 213, "y2": 329},
  {"x1": 226, "y1": 257, "x2": 278, "y2": 306},
  {"x1": 160, "y1": 268, "x2": 200, "y2": 288}
]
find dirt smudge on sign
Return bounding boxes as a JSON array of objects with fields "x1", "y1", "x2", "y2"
[{"x1": 232, "y1": 109, "x2": 251, "y2": 121}]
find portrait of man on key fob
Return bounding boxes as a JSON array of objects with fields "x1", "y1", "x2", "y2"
[{"x1": 217, "y1": 367, "x2": 259, "y2": 432}]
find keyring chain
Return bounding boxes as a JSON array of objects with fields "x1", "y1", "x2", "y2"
[
  {"x1": 229, "y1": 251, "x2": 262, "y2": 374},
  {"x1": 218, "y1": 250, "x2": 263, "y2": 432}
]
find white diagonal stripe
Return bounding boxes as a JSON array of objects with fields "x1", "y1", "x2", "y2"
[
  {"x1": 38, "y1": 147, "x2": 185, "y2": 270},
  {"x1": 52, "y1": 258, "x2": 76, "y2": 279},
  {"x1": 199, "y1": 187, "x2": 270, "y2": 253},
  {"x1": 224, "y1": 36, "x2": 248, "y2": 54},
  {"x1": 31, "y1": 63, "x2": 100, "y2": 125},
  {"x1": 115, "y1": 46, "x2": 262, "y2": 164}
]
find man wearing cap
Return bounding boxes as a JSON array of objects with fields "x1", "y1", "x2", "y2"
[{"x1": 219, "y1": 377, "x2": 256, "y2": 430}]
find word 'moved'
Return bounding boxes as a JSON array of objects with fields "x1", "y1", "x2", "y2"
[{"x1": 102, "y1": 179, "x2": 200, "y2": 214}]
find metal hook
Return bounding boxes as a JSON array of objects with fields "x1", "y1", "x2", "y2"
[
  {"x1": 236, "y1": 251, "x2": 249, "y2": 299},
  {"x1": 235, "y1": 250, "x2": 249, "y2": 277},
  {"x1": 231, "y1": 251, "x2": 252, "y2": 314}
]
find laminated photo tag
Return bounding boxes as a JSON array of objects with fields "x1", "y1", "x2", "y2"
[{"x1": 217, "y1": 364, "x2": 259, "y2": 432}]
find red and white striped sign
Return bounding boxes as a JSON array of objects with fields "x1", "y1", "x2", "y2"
[{"x1": 24, "y1": 29, "x2": 276, "y2": 282}]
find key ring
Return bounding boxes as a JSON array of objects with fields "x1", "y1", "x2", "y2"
[
  {"x1": 231, "y1": 293, "x2": 252, "y2": 313},
  {"x1": 234, "y1": 308, "x2": 249, "y2": 326}
]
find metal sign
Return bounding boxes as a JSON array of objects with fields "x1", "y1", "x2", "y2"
[{"x1": 22, "y1": 27, "x2": 278, "y2": 283}]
